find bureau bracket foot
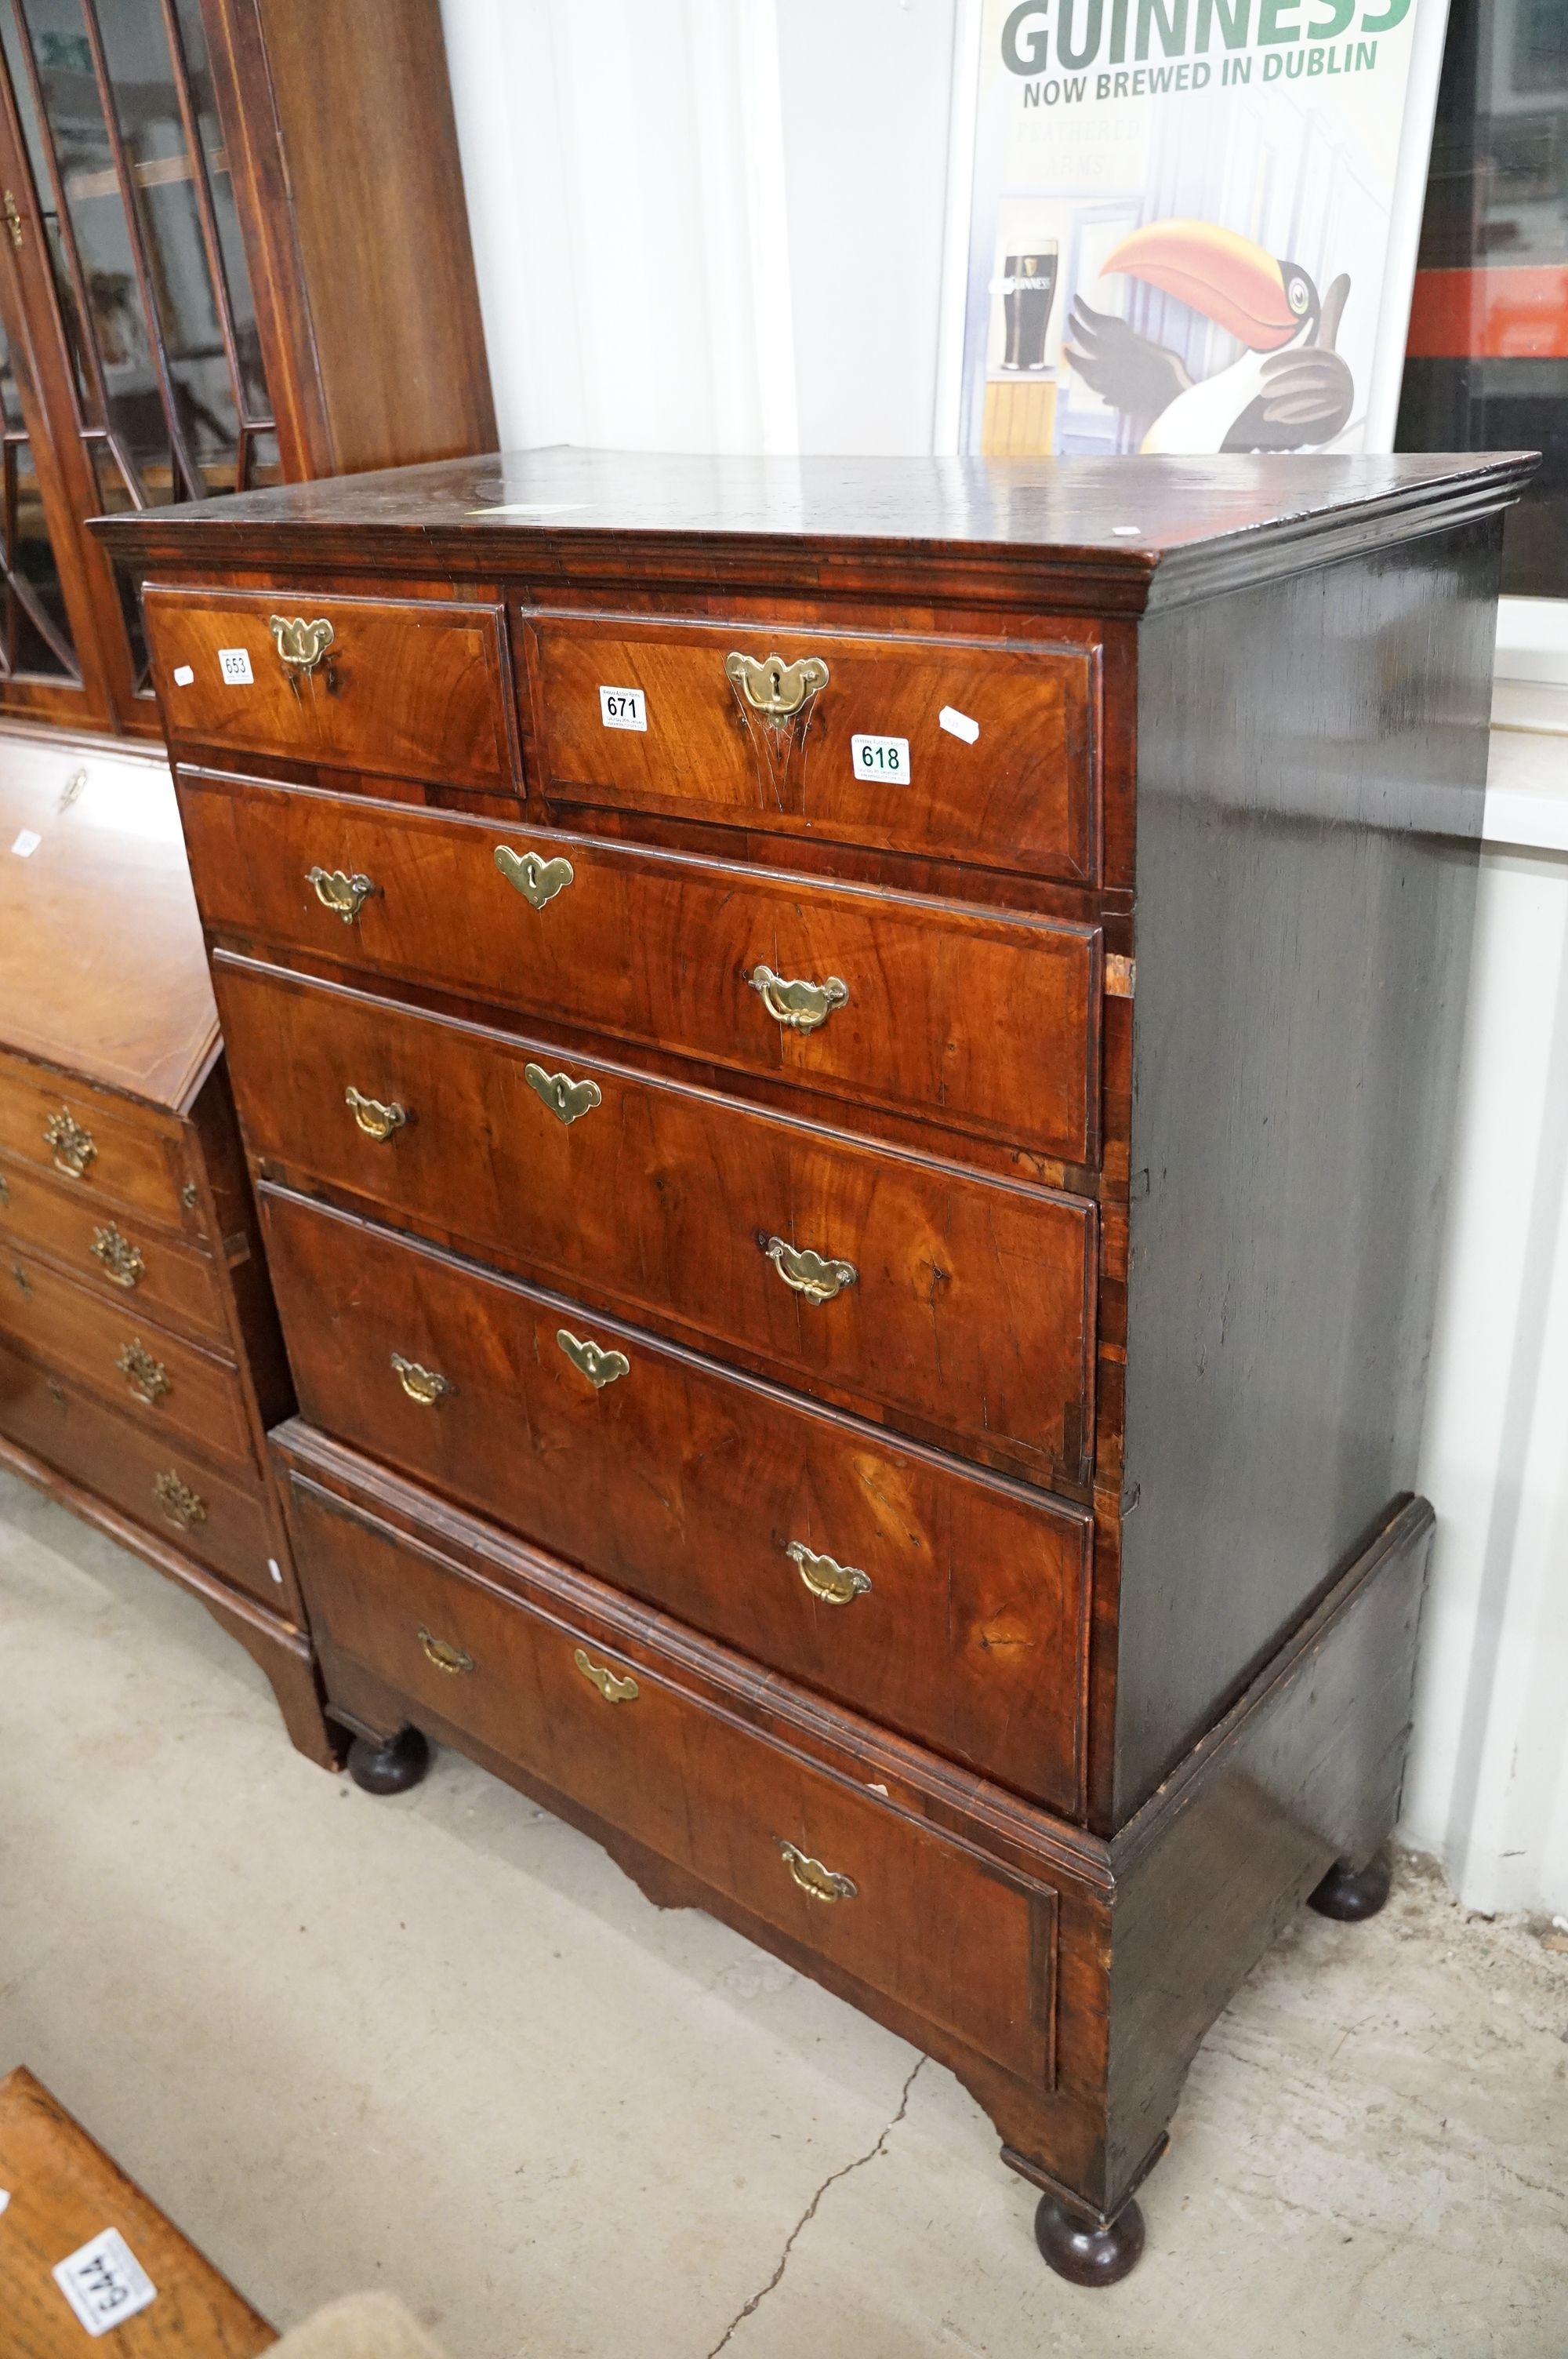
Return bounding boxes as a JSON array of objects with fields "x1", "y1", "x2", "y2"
[
  {"x1": 347, "y1": 1725, "x2": 430, "y2": 1795},
  {"x1": 1033, "y1": 2191, "x2": 1145, "y2": 2288},
  {"x1": 1307, "y1": 1850, "x2": 1392, "y2": 1922}
]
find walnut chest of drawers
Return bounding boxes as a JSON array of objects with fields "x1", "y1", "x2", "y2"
[
  {"x1": 98, "y1": 449, "x2": 1529, "y2": 2282},
  {"x1": 0, "y1": 725, "x2": 336, "y2": 1766}
]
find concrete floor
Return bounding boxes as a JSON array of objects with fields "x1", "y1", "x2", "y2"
[{"x1": 2, "y1": 1470, "x2": 1565, "y2": 2359}]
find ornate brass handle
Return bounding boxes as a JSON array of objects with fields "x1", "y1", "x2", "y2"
[
  {"x1": 419, "y1": 1627, "x2": 474, "y2": 1675},
  {"x1": 524, "y1": 1062, "x2": 602, "y2": 1127},
  {"x1": 748, "y1": 965, "x2": 848, "y2": 1036},
  {"x1": 725, "y1": 651, "x2": 829, "y2": 722},
  {"x1": 117, "y1": 1339, "x2": 169, "y2": 1405},
  {"x1": 269, "y1": 615, "x2": 334, "y2": 686},
  {"x1": 778, "y1": 1841, "x2": 857, "y2": 1903},
  {"x1": 785, "y1": 1540, "x2": 871, "y2": 1606},
  {"x1": 152, "y1": 1470, "x2": 206, "y2": 1531},
  {"x1": 573, "y1": 1647, "x2": 638, "y2": 1703},
  {"x1": 391, "y1": 1353, "x2": 452, "y2": 1406},
  {"x1": 91, "y1": 1223, "x2": 143, "y2": 1290},
  {"x1": 557, "y1": 1329, "x2": 630, "y2": 1389},
  {"x1": 345, "y1": 1085, "x2": 407, "y2": 1142},
  {"x1": 762, "y1": 1236, "x2": 858, "y2": 1305},
  {"x1": 494, "y1": 845, "x2": 574, "y2": 910},
  {"x1": 307, "y1": 865, "x2": 374, "y2": 924},
  {"x1": 44, "y1": 1109, "x2": 95, "y2": 1178}
]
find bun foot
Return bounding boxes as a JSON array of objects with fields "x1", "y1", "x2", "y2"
[
  {"x1": 1033, "y1": 2192, "x2": 1145, "y2": 2287},
  {"x1": 347, "y1": 1725, "x2": 430, "y2": 1795},
  {"x1": 1308, "y1": 1850, "x2": 1392, "y2": 1922}
]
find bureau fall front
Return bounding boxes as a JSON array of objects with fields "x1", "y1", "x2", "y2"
[{"x1": 98, "y1": 449, "x2": 1528, "y2": 2283}]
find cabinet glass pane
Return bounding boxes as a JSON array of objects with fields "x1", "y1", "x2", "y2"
[
  {"x1": 168, "y1": 0, "x2": 267, "y2": 417},
  {"x1": 0, "y1": 325, "x2": 78, "y2": 678}
]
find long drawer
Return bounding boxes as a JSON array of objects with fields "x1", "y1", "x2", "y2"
[
  {"x1": 260, "y1": 1185, "x2": 1091, "y2": 1810},
  {"x1": 281, "y1": 1446, "x2": 1061, "y2": 2089},
  {"x1": 176, "y1": 772, "x2": 1102, "y2": 1165},
  {"x1": 521, "y1": 611, "x2": 1099, "y2": 884},
  {"x1": 0, "y1": 1156, "x2": 228, "y2": 1345},
  {"x1": 0, "y1": 1246, "x2": 254, "y2": 1471},
  {"x1": 0, "y1": 1335, "x2": 295, "y2": 1617},
  {"x1": 0, "y1": 1049, "x2": 200, "y2": 1239},
  {"x1": 217, "y1": 958, "x2": 1096, "y2": 1490}
]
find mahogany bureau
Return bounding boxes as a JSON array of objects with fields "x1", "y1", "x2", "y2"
[
  {"x1": 0, "y1": 724, "x2": 335, "y2": 1767},
  {"x1": 98, "y1": 449, "x2": 1530, "y2": 2284}
]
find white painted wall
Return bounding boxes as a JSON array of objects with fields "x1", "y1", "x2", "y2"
[{"x1": 438, "y1": 0, "x2": 1568, "y2": 1916}]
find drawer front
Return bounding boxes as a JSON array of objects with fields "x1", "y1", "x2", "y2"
[
  {"x1": 0, "y1": 1158, "x2": 228, "y2": 1343},
  {"x1": 0, "y1": 1336, "x2": 295, "y2": 1616},
  {"x1": 0, "y1": 1055, "x2": 198, "y2": 1237},
  {"x1": 178, "y1": 774, "x2": 1101, "y2": 1165},
  {"x1": 286, "y1": 1467, "x2": 1058, "y2": 2086},
  {"x1": 261, "y1": 1186, "x2": 1091, "y2": 1809},
  {"x1": 219, "y1": 961, "x2": 1096, "y2": 1489},
  {"x1": 143, "y1": 586, "x2": 513, "y2": 791},
  {"x1": 524, "y1": 613, "x2": 1098, "y2": 883},
  {"x1": 0, "y1": 1248, "x2": 253, "y2": 1470}
]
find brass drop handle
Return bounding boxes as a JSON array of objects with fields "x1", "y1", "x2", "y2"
[
  {"x1": 785, "y1": 1540, "x2": 871, "y2": 1606},
  {"x1": 494, "y1": 845, "x2": 574, "y2": 909},
  {"x1": 45, "y1": 1109, "x2": 95, "y2": 1178},
  {"x1": 557, "y1": 1329, "x2": 630, "y2": 1390},
  {"x1": 117, "y1": 1339, "x2": 169, "y2": 1405},
  {"x1": 725, "y1": 651, "x2": 829, "y2": 721},
  {"x1": 269, "y1": 615, "x2": 334, "y2": 689},
  {"x1": 391, "y1": 1353, "x2": 452, "y2": 1406},
  {"x1": 91, "y1": 1223, "x2": 143, "y2": 1289},
  {"x1": 419, "y1": 1627, "x2": 474, "y2": 1676},
  {"x1": 573, "y1": 1647, "x2": 638, "y2": 1703},
  {"x1": 778, "y1": 1840, "x2": 857, "y2": 1903},
  {"x1": 307, "y1": 866, "x2": 374, "y2": 924},
  {"x1": 762, "y1": 1236, "x2": 858, "y2": 1306},
  {"x1": 748, "y1": 966, "x2": 848, "y2": 1036},
  {"x1": 345, "y1": 1085, "x2": 407, "y2": 1142},
  {"x1": 153, "y1": 1470, "x2": 206, "y2": 1531},
  {"x1": 524, "y1": 1062, "x2": 601, "y2": 1127}
]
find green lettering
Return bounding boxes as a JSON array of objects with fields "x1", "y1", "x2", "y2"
[{"x1": 1258, "y1": 0, "x2": 1301, "y2": 38}]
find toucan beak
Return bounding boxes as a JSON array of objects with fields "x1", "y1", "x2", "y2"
[{"x1": 1102, "y1": 221, "x2": 1302, "y2": 351}]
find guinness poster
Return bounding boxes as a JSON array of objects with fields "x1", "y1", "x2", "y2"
[{"x1": 959, "y1": 0, "x2": 1447, "y2": 456}]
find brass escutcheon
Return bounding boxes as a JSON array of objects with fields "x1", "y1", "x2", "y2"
[
  {"x1": 117, "y1": 1339, "x2": 169, "y2": 1405},
  {"x1": 785, "y1": 1540, "x2": 872, "y2": 1607},
  {"x1": 557, "y1": 1329, "x2": 630, "y2": 1390},
  {"x1": 45, "y1": 1109, "x2": 95, "y2": 1178},
  {"x1": 747, "y1": 965, "x2": 849, "y2": 1035},
  {"x1": 762, "y1": 1236, "x2": 858, "y2": 1306},
  {"x1": 419, "y1": 1627, "x2": 474, "y2": 1676},
  {"x1": 494, "y1": 845, "x2": 574, "y2": 909},
  {"x1": 269, "y1": 615, "x2": 334, "y2": 689},
  {"x1": 307, "y1": 865, "x2": 375, "y2": 923},
  {"x1": 91, "y1": 1223, "x2": 143, "y2": 1290},
  {"x1": 725, "y1": 651, "x2": 829, "y2": 722},
  {"x1": 152, "y1": 1470, "x2": 206, "y2": 1531},
  {"x1": 778, "y1": 1840, "x2": 857, "y2": 1903},
  {"x1": 524, "y1": 1062, "x2": 601, "y2": 1126},
  {"x1": 391, "y1": 1352, "x2": 452, "y2": 1406},
  {"x1": 573, "y1": 1647, "x2": 638, "y2": 1703},
  {"x1": 345, "y1": 1085, "x2": 407, "y2": 1142}
]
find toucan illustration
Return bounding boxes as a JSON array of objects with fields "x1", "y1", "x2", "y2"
[{"x1": 1065, "y1": 220, "x2": 1353, "y2": 454}]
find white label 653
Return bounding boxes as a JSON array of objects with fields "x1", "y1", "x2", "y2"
[{"x1": 851, "y1": 733, "x2": 910, "y2": 783}]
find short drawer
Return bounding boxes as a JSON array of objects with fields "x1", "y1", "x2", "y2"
[
  {"x1": 0, "y1": 1052, "x2": 199, "y2": 1238},
  {"x1": 260, "y1": 1185, "x2": 1091, "y2": 1810},
  {"x1": 523, "y1": 612, "x2": 1098, "y2": 884},
  {"x1": 0, "y1": 1158, "x2": 228, "y2": 1344},
  {"x1": 177, "y1": 772, "x2": 1102, "y2": 1164},
  {"x1": 143, "y1": 586, "x2": 513, "y2": 791},
  {"x1": 219, "y1": 960, "x2": 1096, "y2": 1491},
  {"x1": 283, "y1": 1457, "x2": 1059, "y2": 2088},
  {"x1": 0, "y1": 1336, "x2": 296, "y2": 1617},
  {"x1": 0, "y1": 1247, "x2": 254, "y2": 1471}
]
